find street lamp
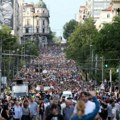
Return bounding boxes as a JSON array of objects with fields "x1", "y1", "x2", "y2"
[
  {"x1": 90, "y1": 44, "x2": 93, "y2": 75},
  {"x1": 100, "y1": 56, "x2": 104, "y2": 83}
]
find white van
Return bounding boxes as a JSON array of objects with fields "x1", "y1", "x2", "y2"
[{"x1": 61, "y1": 91, "x2": 73, "y2": 99}]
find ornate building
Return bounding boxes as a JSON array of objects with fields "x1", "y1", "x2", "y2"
[{"x1": 23, "y1": 0, "x2": 50, "y2": 48}]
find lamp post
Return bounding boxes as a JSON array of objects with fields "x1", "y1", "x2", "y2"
[
  {"x1": 0, "y1": 49, "x2": 2, "y2": 94},
  {"x1": 119, "y1": 66, "x2": 120, "y2": 92},
  {"x1": 0, "y1": 25, "x2": 2, "y2": 94},
  {"x1": 109, "y1": 69, "x2": 112, "y2": 93},
  {"x1": 100, "y1": 56, "x2": 104, "y2": 83},
  {"x1": 90, "y1": 44, "x2": 93, "y2": 75}
]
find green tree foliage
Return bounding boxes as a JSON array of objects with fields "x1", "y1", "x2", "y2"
[
  {"x1": 63, "y1": 19, "x2": 78, "y2": 40},
  {"x1": 66, "y1": 18, "x2": 98, "y2": 68},
  {"x1": 94, "y1": 15, "x2": 120, "y2": 67},
  {"x1": 52, "y1": 36, "x2": 61, "y2": 44},
  {"x1": 24, "y1": 41, "x2": 39, "y2": 56},
  {"x1": 0, "y1": 25, "x2": 18, "y2": 50},
  {"x1": 0, "y1": 25, "x2": 39, "y2": 80}
]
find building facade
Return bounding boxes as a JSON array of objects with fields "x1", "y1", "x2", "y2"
[
  {"x1": 86, "y1": 0, "x2": 111, "y2": 22},
  {"x1": 76, "y1": 6, "x2": 87, "y2": 23},
  {"x1": 23, "y1": 0, "x2": 50, "y2": 48},
  {"x1": 18, "y1": 0, "x2": 24, "y2": 43},
  {"x1": 111, "y1": 0, "x2": 120, "y2": 16},
  {"x1": 95, "y1": 6, "x2": 113, "y2": 30}
]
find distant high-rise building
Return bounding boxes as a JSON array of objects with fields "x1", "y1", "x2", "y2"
[
  {"x1": 76, "y1": 6, "x2": 87, "y2": 23},
  {"x1": 111, "y1": 0, "x2": 120, "y2": 16},
  {"x1": 23, "y1": 0, "x2": 50, "y2": 48},
  {"x1": 86, "y1": 0, "x2": 111, "y2": 22},
  {"x1": 95, "y1": 6, "x2": 113, "y2": 30}
]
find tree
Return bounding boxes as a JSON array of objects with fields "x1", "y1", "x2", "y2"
[
  {"x1": 66, "y1": 18, "x2": 98, "y2": 66},
  {"x1": 0, "y1": 25, "x2": 18, "y2": 50},
  {"x1": 63, "y1": 19, "x2": 78, "y2": 40},
  {"x1": 24, "y1": 41, "x2": 39, "y2": 56},
  {"x1": 94, "y1": 15, "x2": 120, "y2": 68},
  {"x1": 65, "y1": 18, "x2": 98, "y2": 80}
]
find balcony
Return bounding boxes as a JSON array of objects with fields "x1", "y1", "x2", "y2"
[
  {"x1": 24, "y1": 25, "x2": 32, "y2": 28},
  {"x1": 33, "y1": 13, "x2": 49, "y2": 18},
  {"x1": 112, "y1": 0, "x2": 120, "y2": 2}
]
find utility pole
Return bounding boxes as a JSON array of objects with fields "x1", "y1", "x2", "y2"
[
  {"x1": 95, "y1": 55, "x2": 98, "y2": 74},
  {"x1": 0, "y1": 36, "x2": 2, "y2": 95},
  {"x1": 95, "y1": 54, "x2": 98, "y2": 85},
  {"x1": 0, "y1": 25, "x2": 2, "y2": 95},
  {"x1": 109, "y1": 69, "x2": 112, "y2": 93},
  {"x1": 101, "y1": 56, "x2": 104, "y2": 82},
  {"x1": 119, "y1": 66, "x2": 120, "y2": 92}
]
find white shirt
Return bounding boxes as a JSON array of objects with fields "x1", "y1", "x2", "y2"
[
  {"x1": 73, "y1": 100, "x2": 95, "y2": 115},
  {"x1": 61, "y1": 102, "x2": 66, "y2": 115},
  {"x1": 85, "y1": 100, "x2": 95, "y2": 114},
  {"x1": 112, "y1": 107, "x2": 117, "y2": 120}
]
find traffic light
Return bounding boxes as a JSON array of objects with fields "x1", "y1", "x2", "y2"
[{"x1": 105, "y1": 64, "x2": 108, "y2": 68}]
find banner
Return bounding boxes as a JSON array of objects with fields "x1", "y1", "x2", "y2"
[{"x1": 1, "y1": 0, "x2": 14, "y2": 29}]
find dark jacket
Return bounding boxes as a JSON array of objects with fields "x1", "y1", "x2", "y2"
[{"x1": 46, "y1": 114, "x2": 64, "y2": 120}]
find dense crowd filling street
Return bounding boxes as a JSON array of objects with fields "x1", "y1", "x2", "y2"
[{"x1": 0, "y1": 44, "x2": 120, "y2": 120}]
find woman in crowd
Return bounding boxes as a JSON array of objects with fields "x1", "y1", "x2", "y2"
[
  {"x1": 13, "y1": 101, "x2": 22, "y2": 120},
  {"x1": 39, "y1": 101, "x2": 45, "y2": 120},
  {"x1": 21, "y1": 100, "x2": 30, "y2": 120},
  {"x1": 71, "y1": 91, "x2": 100, "y2": 120},
  {"x1": 1, "y1": 100, "x2": 9, "y2": 120},
  {"x1": 46, "y1": 104, "x2": 64, "y2": 120}
]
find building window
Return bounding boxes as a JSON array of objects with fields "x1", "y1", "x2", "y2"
[
  {"x1": 25, "y1": 28, "x2": 29, "y2": 33},
  {"x1": 37, "y1": 20, "x2": 39, "y2": 25},
  {"x1": 107, "y1": 14, "x2": 110, "y2": 18},
  {"x1": 43, "y1": 20, "x2": 45, "y2": 25},
  {"x1": 37, "y1": 10, "x2": 39, "y2": 13},
  {"x1": 42, "y1": 28, "x2": 45, "y2": 33},
  {"x1": 37, "y1": 28, "x2": 39, "y2": 33},
  {"x1": 27, "y1": 19, "x2": 30, "y2": 25}
]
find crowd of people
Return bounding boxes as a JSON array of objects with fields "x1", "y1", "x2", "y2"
[{"x1": 0, "y1": 44, "x2": 120, "y2": 120}]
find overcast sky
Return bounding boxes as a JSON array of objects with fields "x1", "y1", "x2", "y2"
[{"x1": 25, "y1": 0, "x2": 85, "y2": 36}]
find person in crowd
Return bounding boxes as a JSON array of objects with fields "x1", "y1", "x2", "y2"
[
  {"x1": 71, "y1": 91, "x2": 100, "y2": 120},
  {"x1": 107, "y1": 99, "x2": 113, "y2": 120},
  {"x1": 21, "y1": 100, "x2": 30, "y2": 120},
  {"x1": 39, "y1": 101, "x2": 45, "y2": 120},
  {"x1": 60, "y1": 96, "x2": 66, "y2": 115},
  {"x1": 111, "y1": 102, "x2": 117, "y2": 120},
  {"x1": 29, "y1": 97, "x2": 38, "y2": 120},
  {"x1": 1, "y1": 100, "x2": 9, "y2": 120},
  {"x1": 73, "y1": 91, "x2": 95, "y2": 115},
  {"x1": 44, "y1": 99, "x2": 61, "y2": 119},
  {"x1": 46, "y1": 104, "x2": 64, "y2": 120},
  {"x1": 63, "y1": 98, "x2": 74, "y2": 120},
  {"x1": 13, "y1": 101, "x2": 22, "y2": 120},
  {"x1": 99, "y1": 99, "x2": 108, "y2": 120}
]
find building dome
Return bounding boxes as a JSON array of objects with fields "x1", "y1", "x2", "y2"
[{"x1": 37, "y1": 0, "x2": 46, "y2": 8}]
